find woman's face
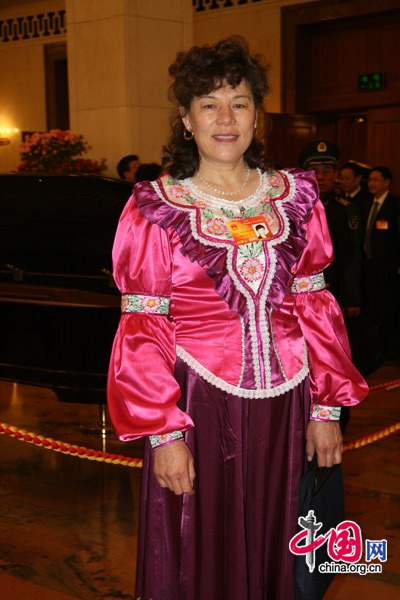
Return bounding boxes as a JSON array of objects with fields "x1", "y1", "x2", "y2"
[{"x1": 182, "y1": 80, "x2": 257, "y2": 168}]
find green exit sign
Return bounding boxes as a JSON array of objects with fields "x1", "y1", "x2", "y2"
[{"x1": 358, "y1": 72, "x2": 386, "y2": 91}]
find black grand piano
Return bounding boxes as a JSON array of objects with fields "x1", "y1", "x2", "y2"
[{"x1": 0, "y1": 173, "x2": 133, "y2": 404}]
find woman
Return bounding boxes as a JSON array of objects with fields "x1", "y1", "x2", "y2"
[{"x1": 107, "y1": 37, "x2": 368, "y2": 600}]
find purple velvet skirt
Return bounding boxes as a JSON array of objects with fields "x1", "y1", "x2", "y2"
[{"x1": 135, "y1": 357, "x2": 310, "y2": 600}]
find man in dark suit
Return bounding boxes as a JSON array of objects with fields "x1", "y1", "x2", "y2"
[
  {"x1": 299, "y1": 141, "x2": 363, "y2": 316},
  {"x1": 363, "y1": 166, "x2": 400, "y2": 359},
  {"x1": 300, "y1": 141, "x2": 364, "y2": 433},
  {"x1": 339, "y1": 161, "x2": 372, "y2": 213}
]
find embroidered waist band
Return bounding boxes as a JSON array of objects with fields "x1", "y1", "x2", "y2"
[
  {"x1": 121, "y1": 293, "x2": 170, "y2": 315},
  {"x1": 290, "y1": 272, "x2": 326, "y2": 294}
]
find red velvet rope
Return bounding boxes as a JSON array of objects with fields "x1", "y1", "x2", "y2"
[
  {"x1": 0, "y1": 378, "x2": 398, "y2": 465},
  {"x1": 0, "y1": 418, "x2": 399, "y2": 464},
  {"x1": 0, "y1": 423, "x2": 142, "y2": 468},
  {"x1": 368, "y1": 378, "x2": 400, "y2": 392}
]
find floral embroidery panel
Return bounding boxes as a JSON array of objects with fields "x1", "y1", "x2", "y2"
[
  {"x1": 236, "y1": 241, "x2": 265, "y2": 294},
  {"x1": 291, "y1": 273, "x2": 326, "y2": 294},
  {"x1": 310, "y1": 404, "x2": 341, "y2": 421},
  {"x1": 121, "y1": 294, "x2": 170, "y2": 315},
  {"x1": 162, "y1": 172, "x2": 292, "y2": 296},
  {"x1": 165, "y1": 171, "x2": 287, "y2": 246}
]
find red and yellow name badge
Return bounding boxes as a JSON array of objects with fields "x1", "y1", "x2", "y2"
[
  {"x1": 227, "y1": 215, "x2": 273, "y2": 245},
  {"x1": 376, "y1": 220, "x2": 389, "y2": 230}
]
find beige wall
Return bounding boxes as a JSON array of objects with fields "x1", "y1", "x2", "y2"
[
  {"x1": 0, "y1": 0, "x2": 192, "y2": 176},
  {"x1": 0, "y1": 0, "x2": 66, "y2": 173},
  {"x1": 0, "y1": 0, "x2": 321, "y2": 175},
  {"x1": 193, "y1": 0, "x2": 320, "y2": 114},
  {"x1": 66, "y1": 0, "x2": 193, "y2": 178}
]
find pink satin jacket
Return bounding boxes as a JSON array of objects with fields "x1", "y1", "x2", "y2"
[{"x1": 107, "y1": 169, "x2": 368, "y2": 441}]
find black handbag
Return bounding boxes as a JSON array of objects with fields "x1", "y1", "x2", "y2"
[{"x1": 294, "y1": 456, "x2": 345, "y2": 600}]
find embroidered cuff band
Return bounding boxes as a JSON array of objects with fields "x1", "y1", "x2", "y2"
[
  {"x1": 149, "y1": 430, "x2": 184, "y2": 449},
  {"x1": 121, "y1": 293, "x2": 170, "y2": 315},
  {"x1": 291, "y1": 272, "x2": 326, "y2": 294},
  {"x1": 310, "y1": 404, "x2": 341, "y2": 422}
]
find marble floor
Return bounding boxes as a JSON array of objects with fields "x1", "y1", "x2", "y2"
[{"x1": 0, "y1": 361, "x2": 399, "y2": 600}]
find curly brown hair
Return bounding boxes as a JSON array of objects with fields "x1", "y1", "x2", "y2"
[{"x1": 163, "y1": 36, "x2": 271, "y2": 179}]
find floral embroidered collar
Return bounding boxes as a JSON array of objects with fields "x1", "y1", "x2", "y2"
[
  {"x1": 154, "y1": 169, "x2": 293, "y2": 246},
  {"x1": 134, "y1": 168, "x2": 317, "y2": 316}
]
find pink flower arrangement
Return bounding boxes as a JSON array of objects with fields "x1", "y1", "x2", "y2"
[{"x1": 18, "y1": 129, "x2": 106, "y2": 174}]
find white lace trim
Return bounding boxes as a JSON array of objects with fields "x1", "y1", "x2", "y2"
[
  {"x1": 256, "y1": 170, "x2": 295, "y2": 388},
  {"x1": 280, "y1": 169, "x2": 296, "y2": 204},
  {"x1": 268, "y1": 307, "x2": 288, "y2": 383},
  {"x1": 176, "y1": 345, "x2": 309, "y2": 399},
  {"x1": 220, "y1": 240, "x2": 264, "y2": 388},
  {"x1": 239, "y1": 314, "x2": 246, "y2": 388}
]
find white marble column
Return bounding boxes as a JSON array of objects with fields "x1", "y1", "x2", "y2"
[{"x1": 66, "y1": 0, "x2": 193, "y2": 177}]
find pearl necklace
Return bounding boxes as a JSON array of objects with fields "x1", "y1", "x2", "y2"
[
  {"x1": 195, "y1": 164, "x2": 250, "y2": 197},
  {"x1": 188, "y1": 168, "x2": 263, "y2": 204},
  {"x1": 186, "y1": 169, "x2": 265, "y2": 217}
]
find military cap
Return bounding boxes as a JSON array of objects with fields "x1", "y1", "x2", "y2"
[
  {"x1": 299, "y1": 140, "x2": 340, "y2": 169},
  {"x1": 347, "y1": 159, "x2": 372, "y2": 179}
]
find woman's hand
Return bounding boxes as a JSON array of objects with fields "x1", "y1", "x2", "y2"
[
  {"x1": 306, "y1": 420, "x2": 343, "y2": 467},
  {"x1": 153, "y1": 441, "x2": 196, "y2": 496}
]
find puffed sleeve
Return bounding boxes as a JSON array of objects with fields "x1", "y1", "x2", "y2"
[
  {"x1": 290, "y1": 200, "x2": 368, "y2": 421},
  {"x1": 107, "y1": 194, "x2": 194, "y2": 441}
]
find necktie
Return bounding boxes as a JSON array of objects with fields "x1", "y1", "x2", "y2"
[{"x1": 363, "y1": 200, "x2": 380, "y2": 259}]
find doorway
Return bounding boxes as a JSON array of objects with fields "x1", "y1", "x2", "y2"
[{"x1": 44, "y1": 42, "x2": 69, "y2": 131}]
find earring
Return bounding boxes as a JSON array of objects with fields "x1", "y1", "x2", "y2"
[{"x1": 183, "y1": 128, "x2": 193, "y2": 141}]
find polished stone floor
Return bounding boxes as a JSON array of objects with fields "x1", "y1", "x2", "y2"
[{"x1": 0, "y1": 361, "x2": 399, "y2": 599}]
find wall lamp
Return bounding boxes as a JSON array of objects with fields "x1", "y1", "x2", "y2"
[{"x1": 0, "y1": 127, "x2": 19, "y2": 145}]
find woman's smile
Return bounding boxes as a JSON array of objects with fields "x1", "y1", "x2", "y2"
[{"x1": 212, "y1": 134, "x2": 239, "y2": 142}]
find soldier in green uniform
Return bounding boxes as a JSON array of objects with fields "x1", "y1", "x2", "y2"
[{"x1": 299, "y1": 140, "x2": 362, "y2": 317}]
